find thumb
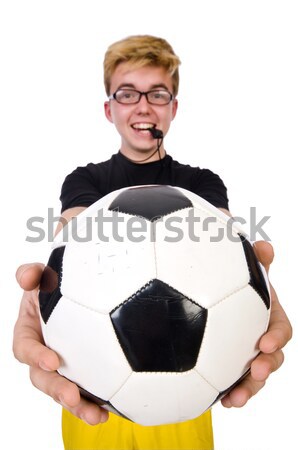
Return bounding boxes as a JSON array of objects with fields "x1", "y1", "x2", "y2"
[
  {"x1": 16, "y1": 263, "x2": 45, "y2": 291},
  {"x1": 253, "y1": 241, "x2": 274, "y2": 272}
]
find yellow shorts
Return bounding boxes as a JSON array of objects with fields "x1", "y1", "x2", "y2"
[{"x1": 62, "y1": 408, "x2": 214, "y2": 450}]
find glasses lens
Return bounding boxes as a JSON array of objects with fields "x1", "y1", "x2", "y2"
[
  {"x1": 147, "y1": 91, "x2": 172, "y2": 105},
  {"x1": 115, "y1": 90, "x2": 140, "y2": 104}
]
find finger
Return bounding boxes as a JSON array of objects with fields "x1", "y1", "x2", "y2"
[
  {"x1": 15, "y1": 336, "x2": 60, "y2": 371},
  {"x1": 250, "y1": 350, "x2": 284, "y2": 381},
  {"x1": 221, "y1": 373, "x2": 266, "y2": 408},
  {"x1": 259, "y1": 326, "x2": 291, "y2": 354},
  {"x1": 30, "y1": 367, "x2": 109, "y2": 425},
  {"x1": 16, "y1": 263, "x2": 45, "y2": 291},
  {"x1": 64, "y1": 395, "x2": 109, "y2": 426},
  {"x1": 221, "y1": 349, "x2": 284, "y2": 408},
  {"x1": 13, "y1": 292, "x2": 60, "y2": 370},
  {"x1": 30, "y1": 366, "x2": 80, "y2": 405},
  {"x1": 253, "y1": 240, "x2": 274, "y2": 271},
  {"x1": 260, "y1": 286, "x2": 292, "y2": 353}
]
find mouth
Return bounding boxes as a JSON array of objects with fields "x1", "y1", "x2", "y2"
[{"x1": 131, "y1": 123, "x2": 156, "y2": 136}]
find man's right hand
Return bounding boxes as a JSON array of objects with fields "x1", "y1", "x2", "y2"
[{"x1": 13, "y1": 263, "x2": 109, "y2": 425}]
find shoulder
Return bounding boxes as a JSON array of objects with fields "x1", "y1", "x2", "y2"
[
  {"x1": 168, "y1": 155, "x2": 229, "y2": 210},
  {"x1": 60, "y1": 156, "x2": 115, "y2": 213},
  {"x1": 64, "y1": 157, "x2": 112, "y2": 180},
  {"x1": 169, "y1": 156, "x2": 225, "y2": 184},
  {"x1": 61, "y1": 156, "x2": 116, "y2": 191}
]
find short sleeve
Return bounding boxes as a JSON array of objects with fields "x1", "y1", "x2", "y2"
[
  {"x1": 60, "y1": 164, "x2": 104, "y2": 213},
  {"x1": 191, "y1": 168, "x2": 229, "y2": 210}
]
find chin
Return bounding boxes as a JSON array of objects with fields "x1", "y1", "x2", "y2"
[{"x1": 131, "y1": 143, "x2": 157, "y2": 153}]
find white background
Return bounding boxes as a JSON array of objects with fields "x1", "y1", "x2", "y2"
[{"x1": 1, "y1": 1, "x2": 297, "y2": 449}]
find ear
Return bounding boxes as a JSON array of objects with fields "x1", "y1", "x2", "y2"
[
  {"x1": 171, "y1": 98, "x2": 178, "y2": 121},
  {"x1": 104, "y1": 101, "x2": 114, "y2": 123}
]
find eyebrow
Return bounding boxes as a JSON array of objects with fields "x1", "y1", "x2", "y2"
[{"x1": 116, "y1": 83, "x2": 171, "y2": 91}]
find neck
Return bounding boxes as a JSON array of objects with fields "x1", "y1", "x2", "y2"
[{"x1": 120, "y1": 144, "x2": 166, "y2": 164}]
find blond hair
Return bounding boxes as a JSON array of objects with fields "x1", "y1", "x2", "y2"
[{"x1": 104, "y1": 35, "x2": 181, "y2": 97}]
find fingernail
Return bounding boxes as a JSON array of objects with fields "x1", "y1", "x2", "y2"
[
  {"x1": 100, "y1": 410, "x2": 109, "y2": 423},
  {"x1": 39, "y1": 361, "x2": 52, "y2": 371},
  {"x1": 80, "y1": 414, "x2": 92, "y2": 425},
  {"x1": 59, "y1": 395, "x2": 71, "y2": 409},
  {"x1": 270, "y1": 345, "x2": 278, "y2": 353}
]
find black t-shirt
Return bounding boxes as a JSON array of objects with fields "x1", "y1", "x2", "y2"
[{"x1": 60, "y1": 152, "x2": 229, "y2": 213}]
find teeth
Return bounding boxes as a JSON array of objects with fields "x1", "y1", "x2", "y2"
[{"x1": 132, "y1": 123, "x2": 154, "y2": 130}]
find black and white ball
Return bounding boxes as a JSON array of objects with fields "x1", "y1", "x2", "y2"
[{"x1": 39, "y1": 185, "x2": 271, "y2": 426}]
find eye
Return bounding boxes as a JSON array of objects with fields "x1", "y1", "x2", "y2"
[
  {"x1": 148, "y1": 91, "x2": 172, "y2": 104},
  {"x1": 123, "y1": 91, "x2": 134, "y2": 98},
  {"x1": 115, "y1": 90, "x2": 139, "y2": 103},
  {"x1": 152, "y1": 91, "x2": 164, "y2": 99}
]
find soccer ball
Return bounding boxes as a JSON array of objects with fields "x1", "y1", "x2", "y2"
[{"x1": 39, "y1": 185, "x2": 270, "y2": 426}]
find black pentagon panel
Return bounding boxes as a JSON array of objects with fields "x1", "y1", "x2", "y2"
[
  {"x1": 110, "y1": 279, "x2": 207, "y2": 373},
  {"x1": 79, "y1": 387, "x2": 130, "y2": 421},
  {"x1": 239, "y1": 235, "x2": 270, "y2": 309},
  {"x1": 108, "y1": 185, "x2": 193, "y2": 222},
  {"x1": 39, "y1": 246, "x2": 65, "y2": 324}
]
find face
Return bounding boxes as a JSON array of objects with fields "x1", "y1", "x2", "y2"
[{"x1": 104, "y1": 63, "x2": 178, "y2": 161}]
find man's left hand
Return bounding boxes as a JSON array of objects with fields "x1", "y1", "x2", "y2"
[{"x1": 221, "y1": 240, "x2": 292, "y2": 408}]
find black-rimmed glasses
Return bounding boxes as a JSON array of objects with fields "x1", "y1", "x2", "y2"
[{"x1": 108, "y1": 89, "x2": 173, "y2": 105}]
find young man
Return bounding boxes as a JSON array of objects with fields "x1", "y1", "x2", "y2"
[{"x1": 14, "y1": 35, "x2": 292, "y2": 450}]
